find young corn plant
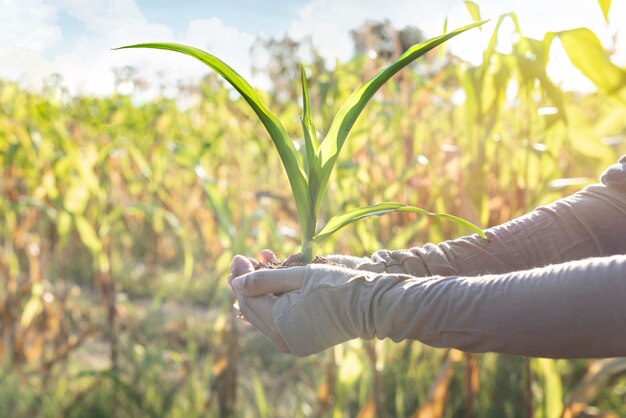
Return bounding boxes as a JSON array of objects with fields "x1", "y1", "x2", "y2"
[{"x1": 117, "y1": 20, "x2": 487, "y2": 262}]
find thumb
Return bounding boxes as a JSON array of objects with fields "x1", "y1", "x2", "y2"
[
  {"x1": 231, "y1": 255, "x2": 255, "y2": 277},
  {"x1": 231, "y1": 267, "x2": 306, "y2": 296}
]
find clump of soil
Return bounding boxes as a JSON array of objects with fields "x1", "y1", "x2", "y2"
[{"x1": 255, "y1": 253, "x2": 338, "y2": 270}]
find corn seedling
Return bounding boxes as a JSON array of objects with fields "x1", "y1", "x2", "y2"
[{"x1": 118, "y1": 22, "x2": 486, "y2": 262}]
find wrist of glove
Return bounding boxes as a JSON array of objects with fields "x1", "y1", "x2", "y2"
[
  {"x1": 324, "y1": 254, "x2": 370, "y2": 269},
  {"x1": 326, "y1": 248, "x2": 433, "y2": 277},
  {"x1": 355, "y1": 248, "x2": 432, "y2": 276},
  {"x1": 232, "y1": 262, "x2": 409, "y2": 356}
]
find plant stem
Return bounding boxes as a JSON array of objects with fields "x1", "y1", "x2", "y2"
[{"x1": 300, "y1": 239, "x2": 314, "y2": 262}]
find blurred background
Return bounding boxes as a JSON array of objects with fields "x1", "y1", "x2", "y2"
[{"x1": 1, "y1": 0, "x2": 626, "y2": 417}]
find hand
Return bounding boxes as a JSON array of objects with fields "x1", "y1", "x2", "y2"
[{"x1": 230, "y1": 257, "x2": 388, "y2": 356}]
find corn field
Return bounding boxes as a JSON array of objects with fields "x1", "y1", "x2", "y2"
[{"x1": 1, "y1": 11, "x2": 626, "y2": 418}]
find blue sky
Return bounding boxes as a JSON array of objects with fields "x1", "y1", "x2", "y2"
[
  {"x1": 138, "y1": 0, "x2": 309, "y2": 35},
  {"x1": 1, "y1": 0, "x2": 624, "y2": 95}
]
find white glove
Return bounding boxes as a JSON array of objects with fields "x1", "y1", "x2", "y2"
[{"x1": 230, "y1": 255, "x2": 407, "y2": 356}]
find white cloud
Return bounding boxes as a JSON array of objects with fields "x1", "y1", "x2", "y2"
[
  {"x1": 0, "y1": 0, "x2": 61, "y2": 82},
  {"x1": 1, "y1": 0, "x2": 624, "y2": 95},
  {"x1": 0, "y1": 0, "x2": 61, "y2": 52},
  {"x1": 286, "y1": 0, "x2": 467, "y2": 64},
  {"x1": 51, "y1": 0, "x2": 176, "y2": 95},
  {"x1": 183, "y1": 18, "x2": 257, "y2": 79},
  {"x1": 0, "y1": 0, "x2": 260, "y2": 96}
]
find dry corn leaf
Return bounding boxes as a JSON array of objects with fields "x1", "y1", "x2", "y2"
[
  {"x1": 562, "y1": 358, "x2": 626, "y2": 418},
  {"x1": 412, "y1": 349, "x2": 462, "y2": 418},
  {"x1": 212, "y1": 355, "x2": 229, "y2": 376},
  {"x1": 356, "y1": 398, "x2": 377, "y2": 418}
]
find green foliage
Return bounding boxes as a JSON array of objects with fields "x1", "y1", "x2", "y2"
[
  {"x1": 556, "y1": 28, "x2": 626, "y2": 102},
  {"x1": 598, "y1": 0, "x2": 612, "y2": 22},
  {"x1": 464, "y1": 1, "x2": 482, "y2": 24},
  {"x1": 118, "y1": 21, "x2": 487, "y2": 260},
  {"x1": 533, "y1": 358, "x2": 564, "y2": 418}
]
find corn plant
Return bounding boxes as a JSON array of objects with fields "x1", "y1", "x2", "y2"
[{"x1": 119, "y1": 22, "x2": 487, "y2": 262}]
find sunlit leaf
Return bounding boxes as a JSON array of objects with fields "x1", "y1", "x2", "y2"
[
  {"x1": 20, "y1": 283, "x2": 44, "y2": 328},
  {"x1": 463, "y1": 1, "x2": 482, "y2": 24},
  {"x1": 128, "y1": 144, "x2": 153, "y2": 178},
  {"x1": 313, "y1": 202, "x2": 486, "y2": 245},
  {"x1": 337, "y1": 349, "x2": 365, "y2": 386},
  {"x1": 300, "y1": 65, "x2": 319, "y2": 174},
  {"x1": 557, "y1": 28, "x2": 626, "y2": 99},
  {"x1": 598, "y1": 0, "x2": 611, "y2": 22},
  {"x1": 63, "y1": 182, "x2": 90, "y2": 215},
  {"x1": 75, "y1": 215, "x2": 102, "y2": 254}
]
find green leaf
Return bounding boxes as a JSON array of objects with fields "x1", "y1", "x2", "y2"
[
  {"x1": 463, "y1": 1, "x2": 482, "y2": 24},
  {"x1": 598, "y1": 0, "x2": 611, "y2": 22},
  {"x1": 483, "y1": 13, "x2": 521, "y2": 69},
  {"x1": 252, "y1": 372, "x2": 272, "y2": 418},
  {"x1": 195, "y1": 165, "x2": 235, "y2": 241},
  {"x1": 300, "y1": 65, "x2": 319, "y2": 175},
  {"x1": 116, "y1": 42, "x2": 316, "y2": 253},
  {"x1": 557, "y1": 28, "x2": 626, "y2": 98},
  {"x1": 311, "y1": 21, "x2": 487, "y2": 217},
  {"x1": 14, "y1": 197, "x2": 57, "y2": 220},
  {"x1": 517, "y1": 35, "x2": 568, "y2": 123},
  {"x1": 75, "y1": 215, "x2": 102, "y2": 254},
  {"x1": 20, "y1": 283, "x2": 44, "y2": 328},
  {"x1": 534, "y1": 358, "x2": 563, "y2": 418},
  {"x1": 63, "y1": 181, "x2": 90, "y2": 215},
  {"x1": 312, "y1": 202, "x2": 486, "y2": 245},
  {"x1": 128, "y1": 144, "x2": 153, "y2": 178}
]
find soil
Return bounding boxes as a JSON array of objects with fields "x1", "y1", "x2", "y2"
[{"x1": 254, "y1": 253, "x2": 338, "y2": 270}]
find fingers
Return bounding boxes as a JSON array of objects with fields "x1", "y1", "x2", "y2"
[
  {"x1": 260, "y1": 249, "x2": 277, "y2": 263},
  {"x1": 231, "y1": 267, "x2": 306, "y2": 297},
  {"x1": 231, "y1": 255, "x2": 255, "y2": 277},
  {"x1": 236, "y1": 295, "x2": 273, "y2": 335},
  {"x1": 242, "y1": 295, "x2": 290, "y2": 352},
  {"x1": 229, "y1": 251, "x2": 274, "y2": 280}
]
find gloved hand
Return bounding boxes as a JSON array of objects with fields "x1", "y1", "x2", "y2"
[{"x1": 230, "y1": 255, "x2": 409, "y2": 356}]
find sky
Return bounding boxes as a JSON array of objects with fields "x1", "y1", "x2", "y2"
[{"x1": 1, "y1": 0, "x2": 625, "y2": 96}]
